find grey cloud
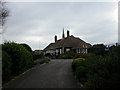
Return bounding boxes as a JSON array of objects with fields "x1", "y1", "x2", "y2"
[{"x1": 3, "y1": 2, "x2": 118, "y2": 50}]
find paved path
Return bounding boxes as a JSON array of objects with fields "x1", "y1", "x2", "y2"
[{"x1": 3, "y1": 59, "x2": 80, "y2": 88}]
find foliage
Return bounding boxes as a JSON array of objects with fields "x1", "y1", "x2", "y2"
[
  {"x1": 33, "y1": 53, "x2": 44, "y2": 60},
  {"x1": 2, "y1": 51, "x2": 12, "y2": 83},
  {"x1": 88, "y1": 44, "x2": 106, "y2": 56},
  {"x1": 34, "y1": 57, "x2": 50, "y2": 65},
  {"x1": 0, "y1": 2, "x2": 9, "y2": 34},
  {"x1": 20, "y1": 43, "x2": 32, "y2": 52},
  {"x1": 58, "y1": 51, "x2": 75, "y2": 59},
  {"x1": 2, "y1": 42, "x2": 34, "y2": 75},
  {"x1": 2, "y1": 42, "x2": 50, "y2": 84},
  {"x1": 20, "y1": 43, "x2": 46, "y2": 61},
  {"x1": 72, "y1": 58, "x2": 85, "y2": 72},
  {"x1": 73, "y1": 53, "x2": 96, "y2": 59},
  {"x1": 40, "y1": 57, "x2": 50, "y2": 64},
  {"x1": 0, "y1": 2, "x2": 9, "y2": 26},
  {"x1": 58, "y1": 51, "x2": 96, "y2": 59},
  {"x1": 72, "y1": 45, "x2": 120, "y2": 88}
]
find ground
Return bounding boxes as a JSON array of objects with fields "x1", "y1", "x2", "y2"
[{"x1": 3, "y1": 59, "x2": 80, "y2": 88}]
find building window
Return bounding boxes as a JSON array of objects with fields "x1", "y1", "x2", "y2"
[
  {"x1": 60, "y1": 49, "x2": 62, "y2": 54},
  {"x1": 83, "y1": 45, "x2": 84, "y2": 48},
  {"x1": 66, "y1": 48, "x2": 70, "y2": 52}
]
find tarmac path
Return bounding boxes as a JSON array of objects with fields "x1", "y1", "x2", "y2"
[{"x1": 3, "y1": 59, "x2": 80, "y2": 88}]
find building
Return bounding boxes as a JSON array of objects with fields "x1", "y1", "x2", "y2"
[
  {"x1": 44, "y1": 28, "x2": 91, "y2": 56},
  {"x1": 34, "y1": 50, "x2": 43, "y2": 54}
]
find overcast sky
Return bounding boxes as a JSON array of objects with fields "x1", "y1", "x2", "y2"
[{"x1": 2, "y1": 2, "x2": 118, "y2": 50}]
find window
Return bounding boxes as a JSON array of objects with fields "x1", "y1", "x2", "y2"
[{"x1": 66, "y1": 48, "x2": 70, "y2": 51}]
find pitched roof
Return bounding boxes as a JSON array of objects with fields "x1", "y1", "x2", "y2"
[
  {"x1": 44, "y1": 43, "x2": 55, "y2": 50},
  {"x1": 44, "y1": 35, "x2": 91, "y2": 50}
]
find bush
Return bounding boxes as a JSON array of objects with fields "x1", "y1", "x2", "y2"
[
  {"x1": 2, "y1": 42, "x2": 34, "y2": 75},
  {"x1": 40, "y1": 57, "x2": 50, "y2": 64},
  {"x1": 84, "y1": 73, "x2": 107, "y2": 88},
  {"x1": 20, "y1": 43, "x2": 32, "y2": 52},
  {"x1": 2, "y1": 51, "x2": 12, "y2": 83},
  {"x1": 72, "y1": 58, "x2": 85, "y2": 72},
  {"x1": 73, "y1": 53, "x2": 96, "y2": 59},
  {"x1": 88, "y1": 44, "x2": 106, "y2": 56},
  {"x1": 58, "y1": 51, "x2": 75, "y2": 59},
  {"x1": 72, "y1": 46, "x2": 120, "y2": 88},
  {"x1": 33, "y1": 53, "x2": 44, "y2": 60},
  {"x1": 76, "y1": 66, "x2": 87, "y2": 83}
]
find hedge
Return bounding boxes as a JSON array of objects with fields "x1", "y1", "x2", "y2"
[
  {"x1": 58, "y1": 51, "x2": 75, "y2": 59},
  {"x1": 2, "y1": 42, "x2": 34, "y2": 75},
  {"x1": 2, "y1": 51, "x2": 12, "y2": 83},
  {"x1": 72, "y1": 46, "x2": 120, "y2": 88}
]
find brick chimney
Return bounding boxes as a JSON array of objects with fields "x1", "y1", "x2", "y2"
[
  {"x1": 55, "y1": 35, "x2": 57, "y2": 42},
  {"x1": 62, "y1": 28, "x2": 65, "y2": 39},
  {"x1": 67, "y1": 30, "x2": 70, "y2": 37}
]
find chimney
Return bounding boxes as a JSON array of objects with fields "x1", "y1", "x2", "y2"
[
  {"x1": 55, "y1": 35, "x2": 57, "y2": 42},
  {"x1": 62, "y1": 28, "x2": 65, "y2": 39},
  {"x1": 67, "y1": 30, "x2": 70, "y2": 37}
]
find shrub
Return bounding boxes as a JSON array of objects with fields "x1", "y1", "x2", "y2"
[
  {"x1": 58, "y1": 51, "x2": 75, "y2": 59},
  {"x1": 72, "y1": 58, "x2": 85, "y2": 72},
  {"x1": 34, "y1": 57, "x2": 50, "y2": 65},
  {"x1": 20, "y1": 43, "x2": 32, "y2": 52},
  {"x1": 33, "y1": 53, "x2": 44, "y2": 60},
  {"x1": 2, "y1": 51, "x2": 12, "y2": 82},
  {"x1": 88, "y1": 44, "x2": 106, "y2": 56},
  {"x1": 2, "y1": 42, "x2": 34, "y2": 75},
  {"x1": 75, "y1": 66, "x2": 87, "y2": 83},
  {"x1": 73, "y1": 53, "x2": 96, "y2": 59},
  {"x1": 72, "y1": 47, "x2": 120, "y2": 88},
  {"x1": 40, "y1": 57, "x2": 50, "y2": 64},
  {"x1": 84, "y1": 73, "x2": 107, "y2": 88}
]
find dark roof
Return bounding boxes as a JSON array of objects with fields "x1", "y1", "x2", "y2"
[
  {"x1": 44, "y1": 43, "x2": 55, "y2": 50},
  {"x1": 44, "y1": 35, "x2": 91, "y2": 50}
]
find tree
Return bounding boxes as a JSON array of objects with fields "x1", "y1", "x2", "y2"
[
  {"x1": 20, "y1": 43, "x2": 33, "y2": 52},
  {"x1": 88, "y1": 44, "x2": 106, "y2": 56},
  {"x1": 0, "y1": 1, "x2": 9, "y2": 34},
  {"x1": 2, "y1": 42, "x2": 34, "y2": 75}
]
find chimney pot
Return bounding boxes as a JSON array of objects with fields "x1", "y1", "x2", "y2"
[
  {"x1": 67, "y1": 30, "x2": 70, "y2": 37},
  {"x1": 55, "y1": 35, "x2": 57, "y2": 42}
]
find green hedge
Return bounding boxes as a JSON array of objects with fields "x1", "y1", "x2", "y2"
[
  {"x1": 20, "y1": 43, "x2": 32, "y2": 52},
  {"x1": 72, "y1": 46, "x2": 120, "y2": 88},
  {"x1": 2, "y1": 42, "x2": 34, "y2": 75},
  {"x1": 72, "y1": 58, "x2": 85, "y2": 72},
  {"x1": 2, "y1": 51, "x2": 12, "y2": 83},
  {"x1": 73, "y1": 53, "x2": 96, "y2": 59},
  {"x1": 58, "y1": 52, "x2": 96, "y2": 59},
  {"x1": 58, "y1": 51, "x2": 75, "y2": 59},
  {"x1": 33, "y1": 53, "x2": 44, "y2": 60}
]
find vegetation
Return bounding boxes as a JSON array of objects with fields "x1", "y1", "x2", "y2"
[
  {"x1": 58, "y1": 51, "x2": 75, "y2": 59},
  {"x1": 73, "y1": 53, "x2": 96, "y2": 59},
  {"x1": 72, "y1": 45, "x2": 120, "y2": 88},
  {"x1": 2, "y1": 51, "x2": 12, "y2": 83},
  {"x1": 2, "y1": 42, "x2": 34, "y2": 83},
  {"x1": 34, "y1": 57, "x2": 50, "y2": 65},
  {"x1": 88, "y1": 44, "x2": 107, "y2": 56},
  {"x1": 33, "y1": 53, "x2": 44, "y2": 60},
  {"x1": 20, "y1": 43, "x2": 49, "y2": 62},
  {"x1": 72, "y1": 58, "x2": 85, "y2": 72},
  {"x1": 0, "y1": 1, "x2": 9, "y2": 34},
  {"x1": 20, "y1": 43, "x2": 32, "y2": 52},
  {"x1": 2, "y1": 42, "x2": 51, "y2": 84},
  {"x1": 57, "y1": 44, "x2": 107, "y2": 59}
]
